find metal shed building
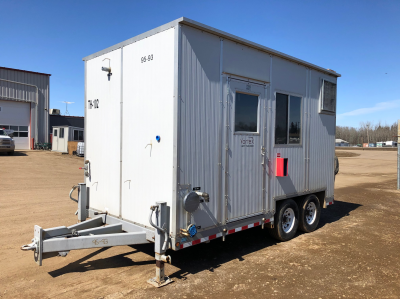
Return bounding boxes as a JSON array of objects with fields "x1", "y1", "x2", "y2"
[
  {"x1": 52, "y1": 125, "x2": 84, "y2": 153},
  {"x1": 0, "y1": 67, "x2": 50, "y2": 149}
]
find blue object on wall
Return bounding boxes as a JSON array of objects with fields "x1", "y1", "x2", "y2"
[{"x1": 188, "y1": 224, "x2": 197, "y2": 237}]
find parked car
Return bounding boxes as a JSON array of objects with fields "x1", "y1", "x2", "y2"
[{"x1": 0, "y1": 129, "x2": 15, "y2": 155}]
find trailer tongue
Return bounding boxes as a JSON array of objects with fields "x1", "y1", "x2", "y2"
[{"x1": 21, "y1": 186, "x2": 173, "y2": 287}]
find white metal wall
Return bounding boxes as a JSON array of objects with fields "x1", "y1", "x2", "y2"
[
  {"x1": 86, "y1": 49, "x2": 122, "y2": 217},
  {"x1": 121, "y1": 28, "x2": 175, "y2": 226}
]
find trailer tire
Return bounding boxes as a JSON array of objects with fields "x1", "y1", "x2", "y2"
[
  {"x1": 268, "y1": 199, "x2": 299, "y2": 242},
  {"x1": 298, "y1": 194, "x2": 321, "y2": 233}
]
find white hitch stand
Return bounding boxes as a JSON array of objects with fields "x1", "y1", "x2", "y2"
[{"x1": 147, "y1": 202, "x2": 173, "y2": 287}]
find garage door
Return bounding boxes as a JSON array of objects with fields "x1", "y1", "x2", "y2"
[{"x1": 0, "y1": 100, "x2": 30, "y2": 150}]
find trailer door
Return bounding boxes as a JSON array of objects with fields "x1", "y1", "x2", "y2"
[
  {"x1": 52, "y1": 128, "x2": 58, "y2": 151},
  {"x1": 225, "y1": 78, "x2": 267, "y2": 222}
]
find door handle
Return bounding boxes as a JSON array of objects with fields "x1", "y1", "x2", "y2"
[{"x1": 261, "y1": 146, "x2": 266, "y2": 165}]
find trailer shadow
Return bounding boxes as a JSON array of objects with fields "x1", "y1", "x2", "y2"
[
  {"x1": 48, "y1": 247, "x2": 153, "y2": 278},
  {"x1": 318, "y1": 200, "x2": 361, "y2": 229},
  {"x1": 0, "y1": 151, "x2": 28, "y2": 156},
  {"x1": 48, "y1": 200, "x2": 360, "y2": 279},
  {"x1": 167, "y1": 200, "x2": 361, "y2": 280}
]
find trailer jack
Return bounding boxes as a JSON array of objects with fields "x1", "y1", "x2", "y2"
[{"x1": 21, "y1": 196, "x2": 174, "y2": 287}]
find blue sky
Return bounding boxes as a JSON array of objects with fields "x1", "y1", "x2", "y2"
[{"x1": 1, "y1": 0, "x2": 399, "y2": 128}]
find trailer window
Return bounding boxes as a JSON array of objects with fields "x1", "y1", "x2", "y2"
[
  {"x1": 321, "y1": 80, "x2": 336, "y2": 113},
  {"x1": 275, "y1": 93, "x2": 288, "y2": 144},
  {"x1": 275, "y1": 93, "x2": 302, "y2": 145},
  {"x1": 60, "y1": 128, "x2": 64, "y2": 138},
  {"x1": 234, "y1": 92, "x2": 259, "y2": 133}
]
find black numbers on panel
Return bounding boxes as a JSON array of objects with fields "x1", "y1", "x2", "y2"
[
  {"x1": 141, "y1": 54, "x2": 153, "y2": 63},
  {"x1": 88, "y1": 99, "x2": 99, "y2": 109}
]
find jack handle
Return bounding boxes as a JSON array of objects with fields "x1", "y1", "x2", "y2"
[
  {"x1": 69, "y1": 185, "x2": 79, "y2": 203},
  {"x1": 149, "y1": 205, "x2": 169, "y2": 251}
]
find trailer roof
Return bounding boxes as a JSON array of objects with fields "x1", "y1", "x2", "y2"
[{"x1": 82, "y1": 17, "x2": 341, "y2": 78}]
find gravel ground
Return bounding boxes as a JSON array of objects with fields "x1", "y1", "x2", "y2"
[{"x1": 0, "y1": 150, "x2": 399, "y2": 298}]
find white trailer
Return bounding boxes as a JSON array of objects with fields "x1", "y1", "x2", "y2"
[
  {"x1": 51, "y1": 125, "x2": 84, "y2": 153},
  {"x1": 22, "y1": 17, "x2": 340, "y2": 287}
]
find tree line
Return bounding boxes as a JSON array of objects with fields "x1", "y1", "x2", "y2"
[{"x1": 336, "y1": 121, "x2": 398, "y2": 145}]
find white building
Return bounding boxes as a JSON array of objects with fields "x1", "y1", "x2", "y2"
[
  {"x1": 335, "y1": 139, "x2": 349, "y2": 147},
  {"x1": 377, "y1": 141, "x2": 397, "y2": 147}
]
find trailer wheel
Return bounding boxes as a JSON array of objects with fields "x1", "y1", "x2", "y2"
[
  {"x1": 268, "y1": 199, "x2": 299, "y2": 242},
  {"x1": 298, "y1": 194, "x2": 321, "y2": 233}
]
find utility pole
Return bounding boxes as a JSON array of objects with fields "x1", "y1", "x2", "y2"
[{"x1": 366, "y1": 123, "x2": 370, "y2": 144}]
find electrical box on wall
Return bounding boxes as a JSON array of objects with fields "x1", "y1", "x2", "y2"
[{"x1": 276, "y1": 158, "x2": 288, "y2": 177}]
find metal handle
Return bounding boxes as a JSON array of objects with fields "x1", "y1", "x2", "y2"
[
  {"x1": 69, "y1": 185, "x2": 79, "y2": 203},
  {"x1": 149, "y1": 206, "x2": 169, "y2": 251}
]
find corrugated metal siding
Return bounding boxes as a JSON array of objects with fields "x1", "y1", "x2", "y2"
[
  {"x1": 308, "y1": 71, "x2": 336, "y2": 198},
  {"x1": 178, "y1": 28, "x2": 337, "y2": 231},
  {"x1": 268, "y1": 58, "x2": 335, "y2": 202},
  {"x1": 269, "y1": 56, "x2": 307, "y2": 199},
  {"x1": 178, "y1": 25, "x2": 221, "y2": 230},
  {"x1": 0, "y1": 68, "x2": 50, "y2": 143}
]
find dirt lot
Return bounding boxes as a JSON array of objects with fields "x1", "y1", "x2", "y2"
[{"x1": 1, "y1": 150, "x2": 399, "y2": 298}]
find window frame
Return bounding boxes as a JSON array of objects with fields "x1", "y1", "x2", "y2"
[
  {"x1": 233, "y1": 89, "x2": 261, "y2": 136},
  {"x1": 54, "y1": 129, "x2": 58, "y2": 137},
  {"x1": 73, "y1": 129, "x2": 84, "y2": 141},
  {"x1": 274, "y1": 90, "x2": 303, "y2": 147},
  {"x1": 60, "y1": 128, "x2": 65, "y2": 139},
  {"x1": 0, "y1": 125, "x2": 29, "y2": 138},
  {"x1": 320, "y1": 79, "x2": 337, "y2": 115}
]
